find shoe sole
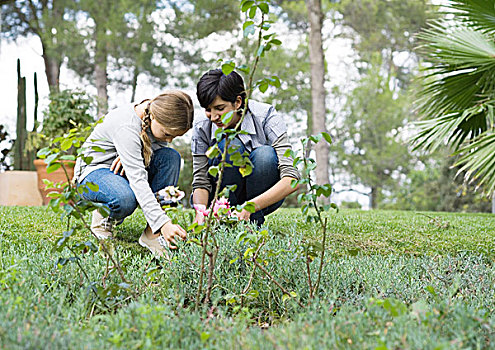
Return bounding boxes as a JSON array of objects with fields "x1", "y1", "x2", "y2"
[
  {"x1": 139, "y1": 236, "x2": 160, "y2": 256},
  {"x1": 139, "y1": 236, "x2": 169, "y2": 259},
  {"x1": 94, "y1": 232, "x2": 112, "y2": 240}
]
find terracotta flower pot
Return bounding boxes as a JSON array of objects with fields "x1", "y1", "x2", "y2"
[{"x1": 33, "y1": 159, "x2": 75, "y2": 205}]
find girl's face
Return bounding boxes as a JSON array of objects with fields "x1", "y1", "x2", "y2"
[
  {"x1": 150, "y1": 119, "x2": 185, "y2": 142},
  {"x1": 205, "y1": 95, "x2": 242, "y2": 129}
]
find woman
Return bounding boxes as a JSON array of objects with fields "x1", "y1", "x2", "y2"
[
  {"x1": 73, "y1": 90, "x2": 193, "y2": 257},
  {"x1": 191, "y1": 69, "x2": 300, "y2": 226}
]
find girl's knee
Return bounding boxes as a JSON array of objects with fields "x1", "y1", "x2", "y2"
[{"x1": 109, "y1": 190, "x2": 137, "y2": 219}]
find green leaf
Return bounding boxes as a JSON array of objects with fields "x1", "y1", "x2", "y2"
[
  {"x1": 60, "y1": 138, "x2": 73, "y2": 151},
  {"x1": 200, "y1": 332, "x2": 210, "y2": 343},
  {"x1": 239, "y1": 164, "x2": 252, "y2": 177},
  {"x1": 270, "y1": 38, "x2": 281, "y2": 46},
  {"x1": 221, "y1": 61, "x2": 236, "y2": 75},
  {"x1": 222, "y1": 111, "x2": 234, "y2": 124},
  {"x1": 256, "y1": 45, "x2": 265, "y2": 57},
  {"x1": 246, "y1": 289, "x2": 259, "y2": 298},
  {"x1": 86, "y1": 182, "x2": 99, "y2": 192},
  {"x1": 322, "y1": 132, "x2": 332, "y2": 144},
  {"x1": 258, "y1": 2, "x2": 269, "y2": 14},
  {"x1": 241, "y1": 0, "x2": 254, "y2": 12},
  {"x1": 208, "y1": 166, "x2": 219, "y2": 177},
  {"x1": 206, "y1": 145, "x2": 219, "y2": 159},
  {"x1": 259, "y1": 81, "x2": 269, "y2": 93},
  {"x1": 249, "y1": 6, "x2": 257, "y2": 18},
  {"x1": 46, "y1": 162, "x2": 61, "y2": 174},
  {"x1": 243, "y1": 201, "x2": 256, "y2": 213},
  {"x1": 243, "y1": 23, "x2": 255, "y2": 37},
  {"x1": 309, "y1": 133, "x2": 323, "y2": 144}
]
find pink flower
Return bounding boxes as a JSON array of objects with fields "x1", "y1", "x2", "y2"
[
  {"x1": 194, "y1": 204, "x2": 211, "y2": 217},
  {"x1": 212, "y1": 197, "x2": 231, "y2": 218}
]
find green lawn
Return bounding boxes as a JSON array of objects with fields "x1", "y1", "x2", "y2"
[{"x1": 1, "y1": 206, "x2": 494, "y2": 349}]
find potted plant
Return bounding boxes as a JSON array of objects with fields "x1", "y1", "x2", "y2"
[{"x1": 28, "y1": 89, "x2": 95, "y2": 204}]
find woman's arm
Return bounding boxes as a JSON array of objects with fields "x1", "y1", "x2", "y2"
[{"x1": 236, "y1": 176, "x2": 299, "y2": 220}]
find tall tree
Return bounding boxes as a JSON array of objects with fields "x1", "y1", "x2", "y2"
[
  {"x1": 336, "y1": 59, "x2": 412, "y2": 208},
  {"x1": 305, "y1": 0, "x2": 330, "y2": 189},
  {"x1": 330, "y1": 0, "x2": 435, "y2": 208},
  {"x1": 1, "y1": 0, "x2": 80, "y2": 92}
]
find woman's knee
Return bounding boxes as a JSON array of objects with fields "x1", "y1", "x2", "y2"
[
  {"x1": 250, "y1": 146, "x2": 278, "y2": 170},
  {"x1": 153, "y1": 147, "x2": 181, "y2": 168}
]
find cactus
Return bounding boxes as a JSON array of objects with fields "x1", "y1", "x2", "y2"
[{"x1": 14, "y1": 58, "x2": 29, "y2": 170}]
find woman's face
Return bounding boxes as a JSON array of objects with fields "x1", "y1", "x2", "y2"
[
  {"x1": 205, "y1": 95, "x2": 242, "y2": 129},
  {"x1": 150, "y1": 120, "x2": 185, "y2": 142}
]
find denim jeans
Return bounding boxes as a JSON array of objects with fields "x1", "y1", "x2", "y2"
[
  {"x1": 208, "y1": 138, "x2": 284, "y2": 225},
  {"x1": 80, "y1": 147, "x2": 181, "y2": 222}
]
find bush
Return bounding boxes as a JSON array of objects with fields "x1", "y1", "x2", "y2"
[{"x1": 26, "y1": 89, "x2": 95, "y2": 154}]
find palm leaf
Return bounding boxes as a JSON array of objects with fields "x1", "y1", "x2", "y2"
[
  {"x1": 450, "y1": 0, "x2": 495, "y2": 35},
  {"x1": 455, "y1": 130, "x2": 495, "y2": 194},
  {"x1": 412, "y1": 20, "x2": 495, "y2": 151}
]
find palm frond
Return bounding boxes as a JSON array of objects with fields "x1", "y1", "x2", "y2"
[
  {"x1": 418, "y1": 22, "x2": 495, "y2": 69},
  {"x1": 412, "y1": 104, "x2": 491, "y2": 151},
  {"x1": 450, "y1": 0, "x2": 495, "y2": 35},
  {"x1": 454, "y1": 130, "x2": 495, "y2": 194}
]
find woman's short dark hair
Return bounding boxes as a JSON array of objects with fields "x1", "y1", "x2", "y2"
[{"x1": 196, "y1": 69, "x2": 246, "y2": 110}]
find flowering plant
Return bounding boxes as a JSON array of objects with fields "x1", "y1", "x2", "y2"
[
  {"x1": 156, "y1": 186, "x2": 185, "y2": 207},
  {"x1": 194, "y1": 196, "x2": 234, "y2": 221}
]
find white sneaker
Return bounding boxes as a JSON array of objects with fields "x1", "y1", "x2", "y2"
[
  {"x1": 91, "y1": 210, "x2": 113, "y2": 239},
  {"x1": 139, "y1": 230, "x2": 169, "y2": 259}
]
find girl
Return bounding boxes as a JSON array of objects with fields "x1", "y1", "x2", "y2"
[
  {"x1": 191, "y1": 69, "x2": 300, "y2": 226},
  {"x1": 74, "y1": 90, "x2": 193, "y2": 257}
]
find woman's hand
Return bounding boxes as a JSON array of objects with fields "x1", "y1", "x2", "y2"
[
  {"x1": 235, "y1": 208, "x2": 251, "y2": 221},
  {"x1": 193, "y1": 212, "x2": 206, "y2": 225},
  {"x1": 160, "y1": 221, "x2": 187, "y2": 249},
  {"x1": 110, "y1": 156, "x2": 125, "y2": 176}
]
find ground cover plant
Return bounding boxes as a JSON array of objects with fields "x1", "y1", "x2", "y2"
[
  {"x1": 1, "y1": 207, "x2": 495, "y2": 349},
  {"x1": 2, "y1": 1, "x2": 495, "y2": 349}
]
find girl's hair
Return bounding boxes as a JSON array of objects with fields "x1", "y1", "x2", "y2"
[
  {"x1": 196, "y1": 69, "x2": 246, "y2": 111},
  {"x1": 140, "y1": 90, "x2": 194, "y2": 166}
]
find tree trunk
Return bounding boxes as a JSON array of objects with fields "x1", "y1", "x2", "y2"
[
  {"x1": 95, "y1": 28, "x2": 108, "y2": 115},
  {"x1": 41, "y1": 42, "x2": 61, "y2": 93},
  {"x1": 305, "y1": 0, "x2": 329, "y2": 188},
  {"x1": 492, "y1": 193, "x2": 495, "y2": 214},
  {"x1": 130, "y1": 66, "x2": 139, "y2": 102},
  {"x1": 369, "y1": 186, "x2": 379, "y2": 209}
]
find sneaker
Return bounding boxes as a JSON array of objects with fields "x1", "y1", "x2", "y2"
[
  {"x1": 91, "y1": 210, "x2": 113, "y2": 239},
  {"x1": 139, "y1": 230, "x2": 169, "y2": 258}
]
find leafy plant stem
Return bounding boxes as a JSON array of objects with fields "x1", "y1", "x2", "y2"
[
  {"x1": 314, "y1": 218, "x2": 327, "y2": 297},
  {"x1": 253, "y1": 259, "x2": 305, "y2": 308}
]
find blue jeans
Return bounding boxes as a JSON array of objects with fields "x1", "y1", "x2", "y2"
[
  {"x1": 208, "y1": 138, "x2": 284, "y2": 225},
  {"x1": 80, "y1": 147, "x2": 181, "y2": 222}
]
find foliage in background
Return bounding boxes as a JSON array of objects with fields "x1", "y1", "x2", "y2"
[
  {"x1": 26, "y1": 89, "x2": 95, "y2": 155},
  {"x1": 412, "y1": 0, "x2": 495, "y2": 195},
  {"x1": 0, "y1": 0, "x2": 82, "y2": 92},
  {"x1": 0, "y1": 124, "x2": 13, "y2": 171},
  {"x1": 385, "y1": 151, "x2": 492, "y2": 213},
  {"x1": 335, "y1": 58, "x2": 413, "y2": 209}
]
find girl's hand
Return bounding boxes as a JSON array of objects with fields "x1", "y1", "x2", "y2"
[
  {"x1": 160, "y1": 221, "x2": 187, "y2": 249},
  {"x1": 110, "y1": 156, "x2": 125, "y2": 176}
]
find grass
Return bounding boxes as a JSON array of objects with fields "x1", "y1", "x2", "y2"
[{"x1": 1, "y1": 206, "x2": 494, "y2": 349}]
